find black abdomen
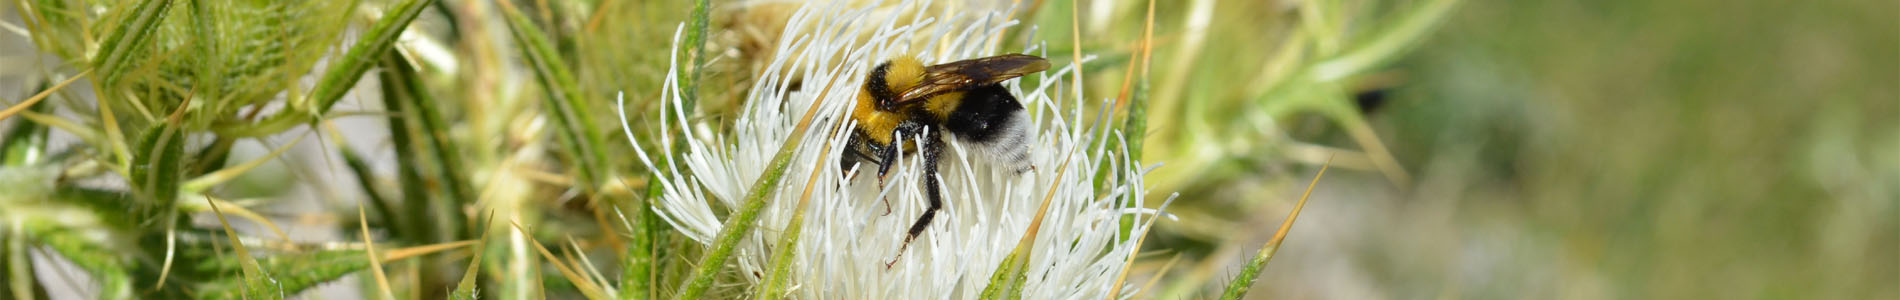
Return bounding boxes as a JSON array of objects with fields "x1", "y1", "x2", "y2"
[{"x1": 943, "y1": 84, "x2": 1023, "y2": 143}]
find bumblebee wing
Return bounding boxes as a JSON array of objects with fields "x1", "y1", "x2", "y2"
[{"x1": 895, "y1": 54, "x2": 1051, "y2": 105}]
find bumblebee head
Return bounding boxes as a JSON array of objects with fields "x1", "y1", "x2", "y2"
[{"x1": 865, "y1": 55, "x2": 926, "y2": 105}]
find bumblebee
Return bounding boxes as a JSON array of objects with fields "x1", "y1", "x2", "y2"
[{"x1": 843, "y1": 54, "x2": 1050, "y2": 259}]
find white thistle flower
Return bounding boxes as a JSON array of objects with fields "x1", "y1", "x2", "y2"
[{"x1": 618, "y1": 1, "x2": 1165, "y2": 298}]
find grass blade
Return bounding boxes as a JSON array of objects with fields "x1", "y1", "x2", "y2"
[
  {"x1": 512, "y1": 223, "x2": 611, "y2": 300},
  {"x1": 4, "y1": 226, "x2": 46, "y2": 300},
  {"x1": 180, "y1": 133, "x2": 308, "y2": 192},
  {"x1": 359, "y1": 205, "x2": 396, "y2": 300},
  {"x1": 1217, "y1": 156, "x2": 1331, "y2": 300},
  {"x1": 980, "y1": 147, "x2": 1083, "y2": 299},
  {"x1": 0, "y1": 70, "x2": 88, "y2": 123},
  {"x1": 1311, "y1": 0, "x2": 1461, "y2": 81}
]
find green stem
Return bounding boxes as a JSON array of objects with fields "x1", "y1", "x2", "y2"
[
  {"x1": 1310, "y1": 0, "x2": 1461, "y2": 81},
  {"x1": 680, "y1": 0, "x2": 710, "y2": 112},
  {"x1": 378, "y1": 57, "x2": 434, "y2": 244},
  {"x1": 671, "y1": 137, "x2": 801, "y2": 299},
  {"x1": 618, "y1": 185, "x2": 661, "y2": 300},
  {"x1": 670, "y1": 81, "x2": 827, "y2": 299},
  {"x1": 338, "y1": 146, "x2": 397, "y2": 235},
  {"x1": 497, "y1": 1, "x2": 612, "y2": 192},
  {"x1": 760, "y1": 142, "x2": 832, "y2": 300},
  {"x1": 384, "y1": 52, "x2": 471, "y2": 241}
]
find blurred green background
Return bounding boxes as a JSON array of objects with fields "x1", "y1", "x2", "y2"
[{"x1": 1213, "y1": 0, "x2": 1898, "y2": 298}]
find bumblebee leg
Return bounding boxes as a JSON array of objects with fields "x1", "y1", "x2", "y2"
[
  {"x1": 875, "y1": 121, "x2": 928, "y2": 188},
  {"x1": 872, "y1": 137, "x2": 901, "y2": 215},
  {"x1": 888, "y1": 127, "x2": 946, "y2": 268},
  {"x1": 844, "y1": 142, "x2": 892, "y2": 215},
  {"x1": 875, "y1": 137, "x2": 900, "y2": 184}
]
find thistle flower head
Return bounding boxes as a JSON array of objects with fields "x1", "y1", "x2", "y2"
[{"x1": 618, "y1": 1, "x2": 1162, "y2": 298}]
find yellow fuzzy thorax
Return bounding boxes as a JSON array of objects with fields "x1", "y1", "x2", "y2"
[
  {"x1": 851, "y1": 55, "x2": 932, "y2": 146},
  {"x1": 885, "y1": 55, "x2": 925, "y2": 91},
  {"x1": 853, "y1": 90, "x2": 901, "y2": 144}
]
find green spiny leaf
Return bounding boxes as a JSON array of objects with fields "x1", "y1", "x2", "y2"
[
  {"x1": 93, "y1": 0, "x2": 174, "y2": 87},
  {"x1": 206, "y1": 198, "x2": 281, "y2": 300},
  {"x1": 131, "y1": 123, "x2": 185, "y2": 215},
  {"x1": 978, "y1": 253, "x2": 1022, "y2": 300},
  {"x1": 198, "y1": 249, "x2": 371, "y2": 300},
  {"x1": 226, "y1": 0, "x2": 435, "y2": 137},
  {"x1": 449, "y1": 214, "x2": 495, "y2": 300},
  {"x1": 1218, "y1": 159, "x2": 1329, "y2": 300}
]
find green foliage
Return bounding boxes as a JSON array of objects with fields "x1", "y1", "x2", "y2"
[
  {"x1": 230, "y1": 0, "x2": 432, "y2": 137},
  {"x1": 977, "y1": 253, "x2": 1025, "y2": 299},
  {"x1": 497, "y1": 0, "x2": 612, "y2": 192},
  {"x1": 673, "y1": 102, "x2": 811, "y2": 300},
  {"x1": 195, "y1": 249, "x2": 370, "y2": 299},
  {"x1": 93, "y1": 0, "x2": 175, "y2": 88},
  {"x1": 131, "y1": 123, "x2": 185, "y2": 214}
]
